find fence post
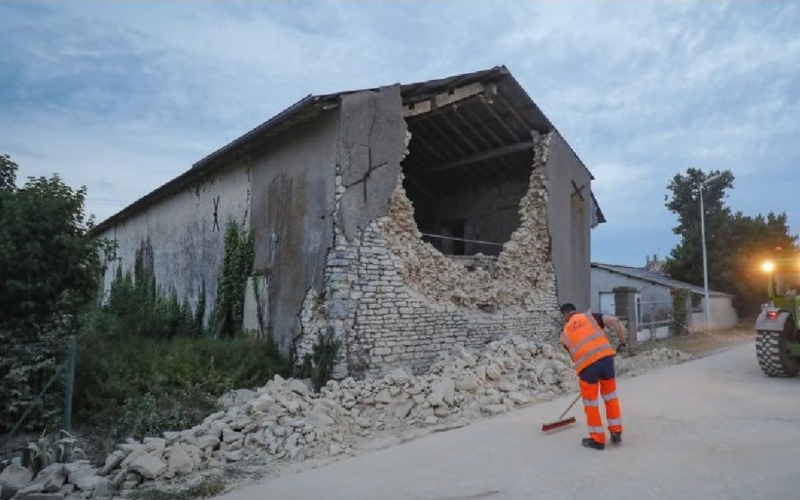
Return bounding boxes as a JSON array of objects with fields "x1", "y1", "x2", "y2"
[
  {"x1": 62, "y1": 337, "x2": 76, "y2": 431},
  {"x1": 613, "y1": 287, "x2": 639, "y2": 353}
]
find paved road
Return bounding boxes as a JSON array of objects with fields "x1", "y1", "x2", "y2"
[{"x1": 218, "y1": 343, "x2": 800, "y2": 500}]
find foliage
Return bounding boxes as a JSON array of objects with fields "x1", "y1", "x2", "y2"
[
  {"x1": 0, "y1": 154, "x2": 107, "y2": 341},
  {"x1": 213, "y1": 222, "x2": 254, "y2": 339},
  {"x1": 299, "y1": 328, "x2": 342, "y2": 391},
  {"x1": 97, "y1": 259, "x2": 203, "y2": 340},
  {"x1": 17, "y1": 431, "x2": 86, "y2": 477},
  {"x1": 74, "y1": 332, "x2": 287, "y2": 453},
  {"x1": 664, "y1": 168, "x2": 797, "y2": 314},
  {"x1": 670, "y1": 288, "x2": 692, "y2": 335}
]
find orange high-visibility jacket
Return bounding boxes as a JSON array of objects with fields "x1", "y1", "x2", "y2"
[{"x1": 560, "y1": 312, "x2": 616, "y2": 373}]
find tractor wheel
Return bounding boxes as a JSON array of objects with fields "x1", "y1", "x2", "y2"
[{"x1": 756, "y1": 321, "x2": 800, "y2": 378}]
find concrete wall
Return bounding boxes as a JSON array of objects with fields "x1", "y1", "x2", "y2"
[
  {"x1": 250, "y1": 111, "x2": 339, "y2": 357},
  {"x1": 693, "y1": 296, "x2": 738, "y2": 330},
  {"x1": 545, "y1": 130, "x2": 593, "y2": 311},
  {"x1": 97, "y1": 162, "x2": 252, "y2": 322}
]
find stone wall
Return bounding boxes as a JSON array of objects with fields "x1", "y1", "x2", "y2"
[{"x1": 300, "y1": 131, "x2": 562, "y2": 378}]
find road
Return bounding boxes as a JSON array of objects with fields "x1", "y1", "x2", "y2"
[{"x1": 217, "y1": 343, "x2": 800, "y2": 500}]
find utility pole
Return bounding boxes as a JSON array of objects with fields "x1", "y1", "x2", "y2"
[{"x1": 699, "y1": 173, "x2": 722, "y2": 331}]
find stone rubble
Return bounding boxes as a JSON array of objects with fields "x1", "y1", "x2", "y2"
[{"x1": 1, "y1": 339, "x2": 691, "y2": 499}]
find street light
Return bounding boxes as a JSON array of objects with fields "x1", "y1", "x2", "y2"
[{"x1": 699, "y1": 173, "x2": 722, "y2": 331}]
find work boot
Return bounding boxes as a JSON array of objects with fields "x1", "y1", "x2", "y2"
[
  {"x1": 581, "y1": 438, "x2": 605, "y2": 450},
  {"x1": 611, "y1": 432, "x2": 622, "y2": 444}
]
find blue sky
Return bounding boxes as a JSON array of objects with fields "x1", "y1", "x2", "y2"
[{"x1": 1, "y1": 0, "x2": 798, "y2": 266}]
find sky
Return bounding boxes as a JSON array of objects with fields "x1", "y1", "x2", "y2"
[{"x1": 1, "y1": 0, "x2": 799, "y2": 266}]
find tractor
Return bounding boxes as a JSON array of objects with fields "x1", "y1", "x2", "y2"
[{"x1": 756, "y1": 257, "x2": 800, "y2": 377}]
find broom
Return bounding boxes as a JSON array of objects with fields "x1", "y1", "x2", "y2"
[{"x1": 541, "y1": 394, "x2": 581, "y2": 432}]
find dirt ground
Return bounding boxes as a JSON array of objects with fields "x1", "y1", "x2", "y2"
[{"x1": 637, "y1": 324, "x2": 754, "y2": 357}]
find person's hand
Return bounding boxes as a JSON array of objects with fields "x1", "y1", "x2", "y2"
[{"x1": 616, "y1": 342, "x2": 627, "y2": 354}]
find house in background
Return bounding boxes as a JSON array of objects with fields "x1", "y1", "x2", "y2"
[
  {"x1": 591, "y1": 262, "x2": 737, "y2": 334},
  {"x1": 93, "y1": 66, "x2": 605, "y2": 377}
]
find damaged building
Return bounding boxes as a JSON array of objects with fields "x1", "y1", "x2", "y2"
[{"x1": 93, "y1": 66, "x2": 605, "y2": 377}]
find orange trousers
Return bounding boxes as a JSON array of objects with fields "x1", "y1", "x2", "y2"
[{"x1": 578, "y1": 356, "x2": 623, "y2": 444}]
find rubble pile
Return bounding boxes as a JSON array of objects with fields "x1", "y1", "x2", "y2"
[{"x1": 0, "y1": 338, "x2": 691, "y2": 499}]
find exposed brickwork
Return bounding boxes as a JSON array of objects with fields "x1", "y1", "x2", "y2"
[{"x1": 298, "y1": 131, "x2": 562, "y2": 378}]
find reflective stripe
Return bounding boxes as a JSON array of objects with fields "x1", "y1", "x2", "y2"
[
  {"x1": 583, "y1": 399, "x2": 600, "y2": 407},
  {"x1": 574, "y1": 344, "x2": 612, "y2": 369},
  {"x1": 560, "y1": 333, "x2": 574, "y2": 351},
  {"x1": 588, "y1": 426, "x2": 605, "y2": 434},
  {"x1": 607, "y1": 419, "x2": 622, "y2": 426},
  {"x1": 570, "y1": 331, "x2": 604, "y2": 356},
  {"x1": 602, "y1": 391, "x2": 618, "y2": 402}
]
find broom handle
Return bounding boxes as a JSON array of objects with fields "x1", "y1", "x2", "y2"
[{"x1": 558, "y1": 394, "x2": 582, "y2": 421}]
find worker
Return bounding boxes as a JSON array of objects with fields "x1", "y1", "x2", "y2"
[{"x1": 559, "y1": 303, "x2": 627, "y2": 450}]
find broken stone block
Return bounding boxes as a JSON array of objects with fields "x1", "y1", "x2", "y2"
[
  {"x1": 221, "y1": 428, "x2": 244, "y2": 444},
  {"x1": 143, "y1": 437, "x2": 166, "y2": 456},
  {"x1": 91, "y1": 479, "x2": 113, "y2": 499},
  {"x1": 195, "y1": 435, "x2": 221, "y2": 450},
  {"x1": 373, "y1": 389, "x2": 392, "y2": 405},
  {"x1": 128, "y1": 454, "x2": 167, "y2": 480},
  {"x1": 99, "y1": 451, "x2": 125, "y2": 476},
  {"x1": 70, "y1": 469, "x2": 103, "y2": 492},
  {"x1": 167, "y1": 444, "x2": 194, "y2": 476},
  {"x1": 0, "y1": 463, "x2": 33, "y2": 492}
]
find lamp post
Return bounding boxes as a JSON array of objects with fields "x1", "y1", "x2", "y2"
[{"x1": 699, "y1": 173, "x2": 722, "y2": 330}]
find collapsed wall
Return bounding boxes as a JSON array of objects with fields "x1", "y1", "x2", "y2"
[{"x1": 299, "y1": 128, "x2": 563, "y2": 378}]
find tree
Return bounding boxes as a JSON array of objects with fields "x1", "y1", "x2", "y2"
[
  {"x1": 664, "y1": 168, "x2": 797, "y2": 314},
  {"x1": 0, "y1": 154, "x2": 106, "y2": 339}
]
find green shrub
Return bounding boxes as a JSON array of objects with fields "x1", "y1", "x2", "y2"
[
  {"x1": 74, "y1": 333, "x2": 287, "y2": 450},
  {"x1": 299, "y1": 328, "x2": 341, "y2": 391}
]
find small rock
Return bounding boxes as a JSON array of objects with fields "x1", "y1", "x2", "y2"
[
  {"x1": 167, "y1": 444, "x2": 194, "y2": 476},
  {"x1": 70, "y1": 469, "x2": 103, "y2": 492},
  {"x1": 394, "y1": 402, "x2": 414, "y2": 419},
  {"x1": 508, "y1": 392, "x2": 530, "y2": 405},
  {"x1": 433, "y1": 405, "x2": 449, "y2": 418},
  {"x1": 143, "y1": 437, "x2": 166, "y2": 456},
  {"x1": 223, "y1": 450, "x2": 243, "y2": 462},
  {"x1": 484, "y1": 404, "x2": 507, "y2": 415},
  {"x1": 328, "y1": 443, "x2": 343, "y2": 456},
  {"x1": 280, "y1": 399, "x2": 301, "y2": 414},
  {"x1": 455, "y1": 377, "x2": 479, "y2": 392},
  {"x1": 222, "y1": 428, "x2": 244, "y2": 444},
  {"x1": 428, "y1": 378, "x2": 455, "y2": 407},
  {"x1": 91, "y1": 479, "x2": 113, "y2": 499},
  {"x1": 485, "y1": 365, "x2": 502, "y2": 381},
  {"x1": 128, "y1": 454, "x2": 167, "y2": 480},
  {"x1": 195, "y1": 435, "x2": 221, "y2": 450},
  {"x1": 0, "y1": 463, "x2": 33, "y2": 490},
  {"x1": 288, "y1": 379, "x2": 309, "y2": 395},
  {"x1": 388, "y1": 368, "x2": 411, "y2": 385},
  {"x1": 374, "y1": 389, "x2": 393, "y2": 405},
  {"x1": 35, "y1": 464, "x2": 66, "y2": 493},
  {"x1": 15, "y1": 494, "x2": 65, "y2": 500},
  {"x1": 59, "y1": 484, "x2": 75, "y2": 495},
  {"x1": 424, "y1": 416, "x2": 438, "y2": 425}
]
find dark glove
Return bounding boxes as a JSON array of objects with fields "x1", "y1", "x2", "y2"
[{"x1": 616, "y1": 342, "x2": 627, "y2": 354}]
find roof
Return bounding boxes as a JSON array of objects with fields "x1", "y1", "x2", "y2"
[
  {"x1": 591, "y1": 263, "x2": 733, "y2": 297},
  {"x1": 92, "y1": 66, "x2": 602, "y2": 234}
]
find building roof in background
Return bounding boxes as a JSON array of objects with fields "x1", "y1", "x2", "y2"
[{"x1": 591, "y1": 262, "x2": 733, "y2": 297}]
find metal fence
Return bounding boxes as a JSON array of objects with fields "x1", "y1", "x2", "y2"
[
  {"x1": 636, "y1": 299, "x2": 675, "y2": 342},
  {"x1": 0, "y1": 337, "x2": 76, "y2": 458}
]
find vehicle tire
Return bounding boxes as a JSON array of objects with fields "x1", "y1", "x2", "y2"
[{"x1": 756, "y1": 321, "x2": 800, "y2": 378}]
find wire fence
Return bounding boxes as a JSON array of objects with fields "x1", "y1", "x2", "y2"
[{"x1": 0, "y1": 336, "x2": 76, "y2": 459}]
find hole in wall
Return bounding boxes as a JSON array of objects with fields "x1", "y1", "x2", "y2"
[{"x1": 400, "y1": 92, "x2": 535, "y2": 258}]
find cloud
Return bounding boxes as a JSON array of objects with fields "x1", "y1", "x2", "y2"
[{"x1": 1, "y1": 0, "x2": 798, "y2": 267}]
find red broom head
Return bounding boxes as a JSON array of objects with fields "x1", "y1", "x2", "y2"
[{"x1": 541, "y1": 417, "x2": 576, "y2": 432}]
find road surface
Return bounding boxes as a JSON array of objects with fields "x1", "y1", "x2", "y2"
[{"x1": 217, "y1": 343, "x2": 800, "y2": 500}]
